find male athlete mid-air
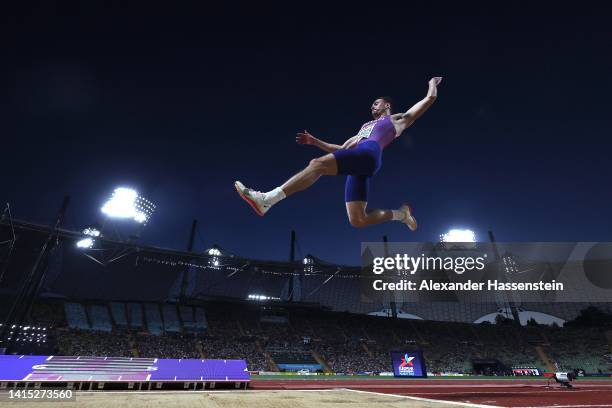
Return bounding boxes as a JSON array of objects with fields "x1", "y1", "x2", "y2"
[{"x1": 235, "y1": 77, "x2": 443, "y2": 230}]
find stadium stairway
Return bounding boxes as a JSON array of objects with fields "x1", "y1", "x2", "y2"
[
  {"x1": 361, "y1": 326, "x2": 372, "y2": 341},
  {"x1": 127, "y1": 332, "x2": 139, "y2": 357},
  {"x1": 408, "y1": 320, "x2": 428, "y2": 345},
  {"x1": 85, "y1": 304, "x2": 93, "y2": 329},
  {"x1": 195, "y1": 341, "x2": 205, "y2": 359},
  {"x1": 361, "y1": 342, "x2": 374, "y2": 358},
  {"x1": 535, "y1": 346, "x2": 555, "y2": 372},
  {"x1": 311, "y1": 351, "x2": 332, "y2": 373},
  {"x1": 539, "y1": 330, "x2": 552, "y2": 346},
  {"x1": 256, "y1": 341, "x2": 279, "y2": 372},
  {"x1": 236, "y1": 320, "x2": 245, "y2": 336},
  {"x1": 336, "y1": 325, "x2": 349, "y2": 341},
  {"x1": 606, "y1": 330, "x2": 612, "y2": 351}
]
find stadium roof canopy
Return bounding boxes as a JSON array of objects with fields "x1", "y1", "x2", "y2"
[
  {"x1": 368, "y1": 309, "x2": 424, "y2": 320},
  {"x1": 474, "y1": 307, "x2": 566, "y2": 326}
]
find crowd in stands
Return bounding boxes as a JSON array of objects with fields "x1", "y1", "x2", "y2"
[
  {"x1": 200, "y1": 335, "x2": 267, "y2": 370},
  {"x1": 543, "y1": 327, "x2": 610, "y2": 373},
  {"x1": 5, "y1": 299, "x2": 612, "y2": 375},
  {"x1": 136, "y1": 332, "x2": 200, "y2": 359},
  {"x1": 54, "y1": 329, "x2": 132, "y2": 357}
]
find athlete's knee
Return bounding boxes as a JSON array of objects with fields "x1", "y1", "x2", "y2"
[
  {"x1": 348, "y1": 214, "x2": 368, "y2": 228},
  {"x1": 308, "y1": 157, "x2": 333, "y2": 175},
  {"x1": 308, "y1": 157, "x2": 321, "y2": 168}
]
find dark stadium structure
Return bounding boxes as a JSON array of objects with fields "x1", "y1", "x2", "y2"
[{"x1": 1, "y1": 214, "x2": 611, "y2": 382}]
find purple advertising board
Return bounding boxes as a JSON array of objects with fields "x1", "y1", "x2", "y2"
[
  {"x1": 389, "y1": 350, "x2": 427, "y2": 378},
  {"x1": 0, "y1": 355, "x2": 250, "y2": 382}
]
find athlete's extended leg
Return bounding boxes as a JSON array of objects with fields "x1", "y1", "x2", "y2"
[
  {"x1": 346, "y1": 202, "x2": 417, "y2": 230},
  {"x1": 234, "y1": 153, "x2": 337, "y2": 216},
  {"x1": 280, "y1": 153, "x2": 337, "y2": 196}
]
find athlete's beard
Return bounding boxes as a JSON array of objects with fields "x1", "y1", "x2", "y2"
[{"x1": 372, "y1": 108, "x2": 390, "y2": 119}]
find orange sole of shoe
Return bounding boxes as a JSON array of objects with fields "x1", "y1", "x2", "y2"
[{"x1": 235, "y1": 184, "x2": 265, "y2": 216}]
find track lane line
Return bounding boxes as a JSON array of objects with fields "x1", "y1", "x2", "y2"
[{"x1": 342, "y1": 388, "x2": 502, "y2": 408}]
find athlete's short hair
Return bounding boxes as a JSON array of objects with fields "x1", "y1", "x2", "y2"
[{"x1": 377, "y1": 96, "x2": 393, "y2": 111}]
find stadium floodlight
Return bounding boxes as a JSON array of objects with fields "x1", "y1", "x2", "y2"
[
  {"x1": 206, "y1": 248, "x2": 221, "y2": 268},
  {"x1": 247, "y1": 294, "x2": 280, "y2": 301},
  {"x1": 101, "y1": 187, "x2": 156, "y2": 224},
  {"x1": 76, "y1": 227, "x2": 100, "y2": 249},
  {"x1": 302, "y1": 257, "x2": 313, "y2": 265},
  {"x1": 440, "y1": 229, "x2": 476, "y2": 243},
  {"x1": 83, "y1": 227, "x2": 100, "y2": 237},
  {"x1": 76, "y1": 237, "x2": 94, "y2": 249}
]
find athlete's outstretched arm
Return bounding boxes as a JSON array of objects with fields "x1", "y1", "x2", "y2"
[
  {"x1": 296, "y1": 130, "x2": 357, "y2": 152},
  {"x1": 397, "y1": 77, "x2": 443, "y2": 129}
]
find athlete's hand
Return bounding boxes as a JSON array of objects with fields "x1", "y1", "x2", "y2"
[
  {"x1": 296, "y1": 130, "x2": 315, "y2": 145},
  {"x1": 429, "y1": 77, "x2": 443, "y2": 87}
]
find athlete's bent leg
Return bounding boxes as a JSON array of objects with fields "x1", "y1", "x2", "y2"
[
  {"x1": 346, "y1": 201, "x2": 392, "y2": 228},
  {"x1": 343, "y1": 175, "x2": 417, "y2": 230},
  {"x1": 280, "y1": 153, "x2": 338, "y2": 196},
  {"x1": 345, "y1": 201, "x2": 418, "y2": 230}
]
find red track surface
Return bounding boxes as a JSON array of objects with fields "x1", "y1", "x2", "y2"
[{"x1": 251, "y1": 379, "x2": 612, "y2": 407}]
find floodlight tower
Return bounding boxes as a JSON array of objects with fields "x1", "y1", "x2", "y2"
[
  {"x1": 423, "y1": 228, "x2": 484, "y2": 303},
  {"x1": 440, "y1": 229, "x2": 477, "y2": 247},
  {"x1": 101, "y1": 187, "x2": 155, "y2": 224},
  {"x1": 384, "y1": 235, "x2": 398, "y2": 319},
  {"x1": 97, "y1": 186, "x2": 155, "y2": 243},
  {"x1": 73, "y1": 187, "x2": 156, "y2": 266},
  {"x1": 1, "y1": 196, "x2": 70, "y2": 352},
  {"x1": 76, "y1": 227, "x2": 100, "y2": 249},
  {"x1": 488, "y1": 230, "x2": 522, "y2": 326}
]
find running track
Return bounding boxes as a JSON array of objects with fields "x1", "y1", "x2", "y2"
[{"x1": 250, "y1": 379, "x2": 612, "y2": 407}]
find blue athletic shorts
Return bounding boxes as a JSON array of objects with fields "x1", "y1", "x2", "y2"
[{"x1": 332, "y1": 141, "x2": 382, "y2": 202}]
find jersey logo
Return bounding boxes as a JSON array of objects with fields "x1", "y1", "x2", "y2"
[{"x1": 356, "y1": 121, "x2": 376, "y2": 139}]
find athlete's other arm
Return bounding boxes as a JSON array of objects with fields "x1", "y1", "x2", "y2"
[
  {"x1": 394, "y1": 77, "x2": 442, "y2": 131},
  {"x1": 296, "y1": 130, "x2": 358, "y2": 152}
]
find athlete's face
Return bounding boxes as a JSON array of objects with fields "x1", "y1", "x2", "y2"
[{"x1": 371, "y1": 99, "x2": 390, "y2": 118}]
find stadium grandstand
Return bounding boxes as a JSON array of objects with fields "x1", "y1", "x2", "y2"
[{"x1": 1, "y1": 218, "x2": 611, "y2": 377}]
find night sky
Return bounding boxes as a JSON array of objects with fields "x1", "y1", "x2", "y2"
[{"x1": 2, "y1": 2, "x2": 611, "y2": 265}]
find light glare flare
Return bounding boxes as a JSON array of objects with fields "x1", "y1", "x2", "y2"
[
  {"x1": 101, "y1": 187, "x2": 155, "y2": 224},
  {"x1": 76, "y1": 237, "x2": 94, "y2": 249},
  {"x1": 440, "y1": 229, "x2": 476, "y2": 243}
]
